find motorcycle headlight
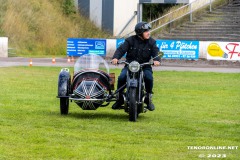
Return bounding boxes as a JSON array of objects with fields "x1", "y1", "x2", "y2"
[{"x1": 129, "y1": 61, "x2": 140, "y2": 73}]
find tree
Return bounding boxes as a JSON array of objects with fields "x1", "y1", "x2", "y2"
[{"x1": 143, "y1": 3, "x2": 175, "y2": 21}]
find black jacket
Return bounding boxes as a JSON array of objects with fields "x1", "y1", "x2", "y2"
[{"x1": 112, "y1": 35, "x2": 160, "y2": 64}]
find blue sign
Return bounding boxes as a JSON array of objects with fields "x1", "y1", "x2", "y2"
[
  {"x1": 116, "y1": 39, "x2": 125, "y2": 48},
  {"x1": 156, "y1": 40, "x2": 199, "y2": 59},
  {"x1": 67, "y1": 38, "x2": 106, "y2": 56},
  {"x1": 116, "y1": 39, "x2": 126, "y2": 57}
]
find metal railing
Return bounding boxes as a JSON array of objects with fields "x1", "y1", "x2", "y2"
[
  {"x1": 150, "y1": 0, "x2": 215, "y2": 33},
  {"x1": 117, "y1": 11, "x2": 138, "y2": 37},
  {"x1": 122, "y1": 0, "x2": 225, "y2": 38}
]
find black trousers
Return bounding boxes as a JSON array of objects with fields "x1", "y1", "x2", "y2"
[{"x1": 117, "y1": 67, "x2": 153, "y2": 93}]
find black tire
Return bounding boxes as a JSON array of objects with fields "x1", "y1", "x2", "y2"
[
  {"x1": 60, "y1": 97, "x2": 69, "y2": 115},
  {"x1": 129, "y1": 88, "x2": 137, "y2": 122}
]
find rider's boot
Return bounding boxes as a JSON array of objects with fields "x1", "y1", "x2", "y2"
[
  {"x1": 112, "y1": 93, "x2": 124, "y2": 109},
  {"x1": 144, "y1": 93, "x2": 155, "y2": 111}
]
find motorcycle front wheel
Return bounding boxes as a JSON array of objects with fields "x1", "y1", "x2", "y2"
[{"x1": 129, "y1": 88, "x2": 137, "y2": 122}]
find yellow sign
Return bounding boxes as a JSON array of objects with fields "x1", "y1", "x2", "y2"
[{"x1": 207, "y1": 43, "x2": 225, "y2": 57}]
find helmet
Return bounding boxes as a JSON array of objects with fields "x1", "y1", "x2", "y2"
[{"x1": 135, "y1": 22, "x2": 151, "y2": 36}]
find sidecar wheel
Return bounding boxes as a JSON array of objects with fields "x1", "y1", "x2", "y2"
[
  {"x1": 129, "y1": 88, "x2": 137, "y2": 122},
  {"x1": 60, "y1": 97, "x2": 69, "y2": 115}
]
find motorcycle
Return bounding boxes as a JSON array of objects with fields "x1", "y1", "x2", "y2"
[{"x1": 57, "y1": 53, "x2": 162, "y2": 121}]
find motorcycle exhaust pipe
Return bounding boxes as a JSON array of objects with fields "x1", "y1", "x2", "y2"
[
  {"x1": 142, "y1": 96, "x2": 147, "y2": 113},
  {"x1": 123, "y1": 94, "x2": 128, "y2": 112}
]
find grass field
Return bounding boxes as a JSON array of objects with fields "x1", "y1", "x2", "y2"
[{"x1": 0, "y1": 67, "x2": 239, "y2": 160}]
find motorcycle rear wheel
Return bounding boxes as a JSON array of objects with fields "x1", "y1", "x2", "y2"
[{"x1": 129, "y1": 88, "x2": 137, "y2": 122}]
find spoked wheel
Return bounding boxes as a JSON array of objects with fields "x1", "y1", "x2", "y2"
[
  {"x1": 129, "y1": 88, "x2": 137, "y2": 122},
  {"x1": 60, "y1": 97, "x2": 69, "y2": 115}
]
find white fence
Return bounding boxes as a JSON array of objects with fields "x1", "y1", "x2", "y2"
[{"x1": 0, "y1": 37, "x2": 8, "y2": 57}]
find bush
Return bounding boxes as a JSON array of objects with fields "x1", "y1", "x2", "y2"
[{"x1": 62, "y1": 0, "x2": 76, "y2": 16}]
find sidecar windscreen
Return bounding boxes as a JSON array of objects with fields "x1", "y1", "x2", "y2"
[{"x1": 74, "y1": 54, "x2": 109, "y2": 74}]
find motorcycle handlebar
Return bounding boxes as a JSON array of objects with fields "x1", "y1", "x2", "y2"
[
  {"x1": 141, "y1": 62, "x2": 154, "y2": 66},
  {"x1": 111, "y1": 60, "x2": 155, "y2": 66},
  {"x1": 117, "y1": 61, "x2": 129, "y2": 65},
  {"x1": 110, "y1": 60, "x2": 128, "y2": 65},
  {"x1": 118, "y1": 60, "x2": 153, "y2": 66},
  {"x1": 111, "y1": 51, "x2": 163, "y2": 65}
]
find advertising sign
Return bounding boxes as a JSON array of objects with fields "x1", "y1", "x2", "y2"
[
  {"x1": 116, "y1": 39, "x2": 126, "y2": 57},
  {"x1": 206, "y1": 42, "x2": 240, "y2": 60},
  {"x1": 156, "y1": 40, "x2": 199, "y2": 59},
  {"x1": 67, "y1": 38, "x2": 106, "y2": 56},
  {"x1": 116, "y1": 39, "x2": 125, "y2": 48}
]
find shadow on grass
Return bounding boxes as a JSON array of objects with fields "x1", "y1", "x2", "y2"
[
  {"x1": 68, "y1": 111, "x2": 128, "y2": 121},
  {"x1": 50, "y1": 108, "x2": 149, "y2": 122},
  {"x1": 50, "y1": 103, "x2": 149, "y2": 122}
]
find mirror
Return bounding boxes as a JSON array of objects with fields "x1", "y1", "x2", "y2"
[
  {"x1": 149, "y1": 59, "x2": 154, "y2": 65},
  {"x1": 158, "y1": 51, "x2": 164, "y2": 58}
]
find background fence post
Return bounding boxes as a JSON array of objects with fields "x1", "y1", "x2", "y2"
[
  {"x1": 190, "y1": 3, "x2": 192, "y2": 22},
  {"x1": 169, "y1": 12, "x2": 172, "y2": 33},
  {"x1": 210, "y1": 0, "x2": 212, "y2": 12},
  {"x1": 137, "y1": 3, "x2": 143, "y2": 22}
]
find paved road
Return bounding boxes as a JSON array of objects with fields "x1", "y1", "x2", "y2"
[{"x1": 0, "y1": 57, "x2": 239, "y2": 73}]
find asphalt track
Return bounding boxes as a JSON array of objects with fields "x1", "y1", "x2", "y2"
[{"x1": 0, "y1": 57, "x2": 239, "y2": 73}]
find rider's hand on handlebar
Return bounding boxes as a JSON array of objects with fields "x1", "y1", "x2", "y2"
[
  {"x1": 153, "y1": 61, "x2": 160, "y2": 66},
  {"x1": 112, "y1": 58, "x2": 118, "y2": 65}
]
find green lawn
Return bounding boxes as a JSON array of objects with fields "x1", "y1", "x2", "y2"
[{"x1": 0, "y1": 67, "x2": 239, "y2": 160}]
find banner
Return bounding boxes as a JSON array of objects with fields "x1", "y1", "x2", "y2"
[
  {"x1": 156, "y1": 40, "x2": 199, "y2": 59},
  {"x1": 206, "y1": 42, "x2": 240, "y2": 60},
  {"x1": 67, "y1": 38, "x2": 106, "y2": 56},
  {"x1": 116, "y1": 39, "x2": 125, "y2": 48},
  {"x1": 116, "y1": 39, "x2": 126, "y2": 57}
]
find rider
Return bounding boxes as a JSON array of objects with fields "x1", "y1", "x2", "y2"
[{"x1": 111, "y1": 21, "x2": 161, "y2": 111}]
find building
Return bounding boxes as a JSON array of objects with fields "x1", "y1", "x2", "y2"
[{"x1": 75, "y1": 0, "x2": 196, "y2": 37}]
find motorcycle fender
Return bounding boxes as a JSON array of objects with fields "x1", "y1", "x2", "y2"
[
  {"x1": 129, "y1": 79, "x2": 138, "y2": 88},
  {"x1": 58, "y1": 68, "x2": 71, "y2": 97}
]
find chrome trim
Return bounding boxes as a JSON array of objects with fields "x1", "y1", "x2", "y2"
[
  {"x1": 123, "y1": 94, "x2": 128, "y2": 112},
  {"x1": 69, "y1": 98, "x2": 106, "y2": 101},
  {"x1": 61, "y1": 68, "x2": 69, "y2": 72},
  {"x1": 73, "y1": 70, "x2": 109, "y2": 84},
  {"x1": 129, "y1": 61, "x2": 140, "y2": 73},
  {"x1": 142, "y1": 96, "x2": 145, "y2": 113}
]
